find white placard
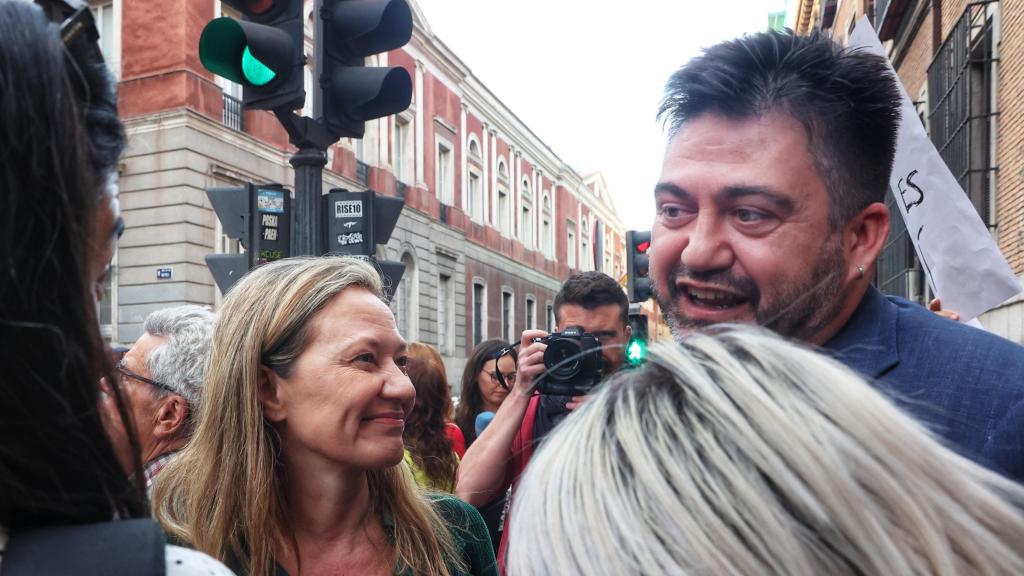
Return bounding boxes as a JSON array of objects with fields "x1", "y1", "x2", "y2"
[{"x1": 849, "y1": 17, "x2": 1020, "y2": 322}]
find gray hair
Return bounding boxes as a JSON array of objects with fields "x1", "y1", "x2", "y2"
[
  {"x1": 507, "y1": 327, "x2": 1024, "y2": 576},
  {"x1": 143, "y1": 305, "x2": 215, "y2": 410}
]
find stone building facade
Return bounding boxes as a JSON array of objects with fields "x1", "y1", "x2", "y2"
[
  {"x1": 92, "y1": 0, "x2": 627, "y2": 379},
  {"x1": 796, "y1": 0, "x2": 1024, "y2": 341}
]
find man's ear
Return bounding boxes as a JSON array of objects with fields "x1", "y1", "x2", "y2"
[
  {"x1": 259, "y1": 365, "x2": 287, "y2": 423},
  {"x1": 154, "y1": 395, "x2": 189, "y2": 440},
  {"x1": 624, "y1": 324, "x2": 633, "y2": 341},
  {"x1": 844, "y1": 202, "x2": 890, "y2": 282}
]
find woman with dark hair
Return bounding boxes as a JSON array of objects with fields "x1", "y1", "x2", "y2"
[
  {"x1": 403, "y1": 343, "x2": 461, "y2": 492},
  {"x1": 0, "y1": 2, "x2": 231, "y2": 573},
  {"x1": 454, "y1": 339, "x2": 516, "y2": 448}
]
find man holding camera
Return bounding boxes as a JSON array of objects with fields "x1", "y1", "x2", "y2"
[{"x1": 456, "y1": 271, "x2": 631, "y2": 567}]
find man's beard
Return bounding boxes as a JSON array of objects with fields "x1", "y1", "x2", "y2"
[{"x1": 655, "y1": 236, "x2": 847, "y2": 342}]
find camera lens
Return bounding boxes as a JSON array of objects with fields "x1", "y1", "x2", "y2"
[{"x1": 545, "y1": 339, "x2": 582, "y2": 380}]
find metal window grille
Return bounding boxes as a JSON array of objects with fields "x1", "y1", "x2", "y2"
[
  {"x1": 222, "y1": 94, "x2": 244, "y2": 132},
  {"x1": 928, "y1": 1, "x2": 997, "y2": 227}
]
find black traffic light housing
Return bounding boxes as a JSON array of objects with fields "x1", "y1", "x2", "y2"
[
  {"x1": 199, "y1": 0, "x2": 305, "y2": 111},
  {"x1": 206, "y1": 183, "x2": 292, "y2": 293},
  {"x1": 323, "y1": 188, "x2": 405, "y2": 298},
  {"x1": 316, "y1": 0, "x2": 413, "y2": 138},
  {"x1": 627, "y1": 230, "x2": 652, "y2": 302}
]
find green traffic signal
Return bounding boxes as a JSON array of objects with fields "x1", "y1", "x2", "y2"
[
  {"x1": 627, "y1": 339, "x2": 648, "y2": 365},
  {"x1": 242, "y1": 46, "x2": 275, "y2": 85},
  {"x1": 199, "y1": 16, "x2": 295, "y2": 92}
]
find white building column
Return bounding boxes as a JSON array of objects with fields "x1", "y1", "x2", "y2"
[{"x1": 415, "y1": 60, "x2": 425, "y2": 187}]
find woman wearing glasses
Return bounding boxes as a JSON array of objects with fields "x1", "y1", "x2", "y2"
[
  {"x1": 0, "y1": 1, "x2": 231, "y2": 574},
  {"x1": 454, "y1": 340, "x2": 517, "y2": 449},
  {"x1": 153, "y1": 257, "x2": 496, "y2": 576}
]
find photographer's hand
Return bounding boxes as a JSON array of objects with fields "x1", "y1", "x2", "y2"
[
  {"x1": 456, "y1": 329, "x2": 549, "y2": 506},
  {"x1": 514, "y1": 329, "x2": 549, "y2": 397}
]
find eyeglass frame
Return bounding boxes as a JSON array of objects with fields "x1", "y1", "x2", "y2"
[
  {"x1": 490, "y1": 344, "x2": 520, "y2": 391},
  {"x1": 115, "y1": 360, "x2": 180, "y2": 397}
]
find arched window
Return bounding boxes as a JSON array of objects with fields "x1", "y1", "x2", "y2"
[
  {"x1": 497, "y1": 160, "x2": 510, "y2": 234},
  {"x1": 520, "y1": 178, "x2": 533, "y2": 248},
  {"x1": 467, "y1": 138, "x2": 483, "y2": 221}
]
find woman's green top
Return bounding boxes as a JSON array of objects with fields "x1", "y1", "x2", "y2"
[{"x1": 267, "y1": 495, "x2": 497, "y2": 576}]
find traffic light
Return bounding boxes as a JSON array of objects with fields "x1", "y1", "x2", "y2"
[
  {"x1": 316, "y1": 0, "x2": 414, "y2": 138},
  {"x1": 626, "y1": 305, "x2": 649, "y2": 365},
  {"x1": 199, "y1": 0, "x2": 305, "y2": 111},
  {"x1": 626, "y1": 230, "x2": 652, "y2": 302},
  {"x1": 323, "y1": 188, "x2": 406, "y2": 297},
  {"x1": 206, "y1": 183, "x2": 292, "y2": 293}
]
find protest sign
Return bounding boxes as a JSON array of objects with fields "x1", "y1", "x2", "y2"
[{"x1": 849, "y1": 16, "x2": 1020, "y2": 322}]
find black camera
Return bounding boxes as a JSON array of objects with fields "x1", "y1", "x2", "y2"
[{"x1": 534, "y1": 325, "x2": 603, "y2": 396}]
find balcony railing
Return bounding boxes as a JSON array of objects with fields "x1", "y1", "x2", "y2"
[{"x1": 223, "y1": 94, "x2": 244, "y2": 132}]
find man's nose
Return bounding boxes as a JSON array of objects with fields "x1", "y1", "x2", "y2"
[{"x1": 680, "y1": 215, "x2": 733, "y2": 272}]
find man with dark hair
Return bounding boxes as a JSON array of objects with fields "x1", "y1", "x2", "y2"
[
  {"x1": 650, "y1": 29, "x2": 1024, "y2": 479},
  {"x1": 456, "y1": 271, "x2": 631, "y2": 565}
]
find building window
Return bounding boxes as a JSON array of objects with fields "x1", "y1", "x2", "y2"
[
  {"x1": 89, "y1": 0, "x2": 119, "y2": 77},
  {"x1": 393, "y1": 116, "x2": 412, "y2": 184},
  {"x1": 469, "y1": 171, "x2": 482, "y2": 221},
  {"x1": 498, "y1": 189, "x2": 510, "y2": 235},
  {"x1": 878, "y1": 2, "x2": 997, "y2": 304},
  {"x1": 438, "y1": 274, "x2": 452, "y2": 354},
  {"x1": 541, "y1": 194, "x2": 552, "y2": 258},
  {"x1": 501, "y1": 290, "x2": 514, "y2": 342},
  {"x1": 928, "y1": 3, "x2": 996, "y2": 228},
  {"x1": 525, "y1": 297, "x2": 536, "y2": 331},
  {"x1": 546, "y1": 303, "x2": 554, "y2": 332},
  {"x1": 396, "y1": 252, "x2": 418, "y2": 339},
  {"x1": 473, "y1": 282, "x2": 486, "y2": 346},
  {"x1": 436, "y1": 138, "x2": 454, "y2": 205},
  {"x1": 468, "y1": 139, "x2": 483, "y2": 222},
  {"x1": 567, "y1": 221, "x2": 577, "y2": 269},
  {"x1": 522, "y1": 205, "x2": 532, "y2": 249},
  {"x1": 581, "y1": 220, "x2": 590, "y2": 271}
]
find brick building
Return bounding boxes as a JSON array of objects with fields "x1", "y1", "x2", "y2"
[
  {"x1": 796, "y1": 0, "x2": 1024, "y2": 341},
  {"x1": 92, "y1": 0, "x2": 627, "y2": 378}
]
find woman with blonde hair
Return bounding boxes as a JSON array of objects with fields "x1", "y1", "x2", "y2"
[
  {"x1": 506, "y1": 327, "x2": 1024, "y2": 576},
  {"x1": 153, "y1": 256, "x2": 496, "y2": 576}
]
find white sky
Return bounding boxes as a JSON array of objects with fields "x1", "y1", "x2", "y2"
[{"x1": 414, "y1": 0, "x2": 788, "y2": 231}]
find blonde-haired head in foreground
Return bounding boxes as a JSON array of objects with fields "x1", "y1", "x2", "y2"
[
  {"x1": 153, "y1": 256, "x2": 460, "y2": 576},
  {"x1": 507, "y1": 327, "x2": 1024, "y2": 576}
]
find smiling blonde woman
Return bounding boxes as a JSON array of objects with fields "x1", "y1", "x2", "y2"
[
  {"x1": 506, "y1": 327, "x2": 1024, "y2": 576},
  {"x1": 153, "y1": 256, "x2": 495, "y2": 576}
]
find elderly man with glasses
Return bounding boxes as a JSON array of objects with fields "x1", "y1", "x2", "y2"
[{"x1": 101, "y1": 305, "x2": 214, "y2": 492}]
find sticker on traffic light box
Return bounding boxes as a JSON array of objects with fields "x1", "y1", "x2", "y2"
[
  {"x1": 335, "y1": 200, "x2": 363, "y2": 218},
  {"x1": 257, "y1": 189, "x2": 285, "y2": 214}
]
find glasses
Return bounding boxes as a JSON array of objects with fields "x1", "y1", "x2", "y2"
[
  {"x1": 488, "y1": 370, "x2": 517, "y2": 386},
  {"x1": 115, "y1": 361, "x2": 179, "y2": 396}
]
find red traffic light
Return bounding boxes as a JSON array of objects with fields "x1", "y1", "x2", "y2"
[{"x1": 636, "y1": 240, "x2": 650, "y2": 253}]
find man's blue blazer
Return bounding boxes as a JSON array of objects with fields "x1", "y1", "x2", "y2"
[{"x1": 824, "y1": 286, "x2": 1024, "y2": 482}]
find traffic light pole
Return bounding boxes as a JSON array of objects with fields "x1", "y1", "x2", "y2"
[
  {"x1": 289, "y1": 147, "x2": 327, "y2": 256},
  {"x1": 274, "y1": 109, "x2": 337, "y2": 256}
]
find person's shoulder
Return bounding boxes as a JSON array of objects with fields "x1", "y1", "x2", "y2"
[
  {"x1": 888, "y1": 294, "x2": 1024, "y2": 357},
  {"x1": 166, "y1": 545, "x2": 237, "y2": 576},
  {"x1": 428, "y1": 493, "x2": 484, "y2": 522}
]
